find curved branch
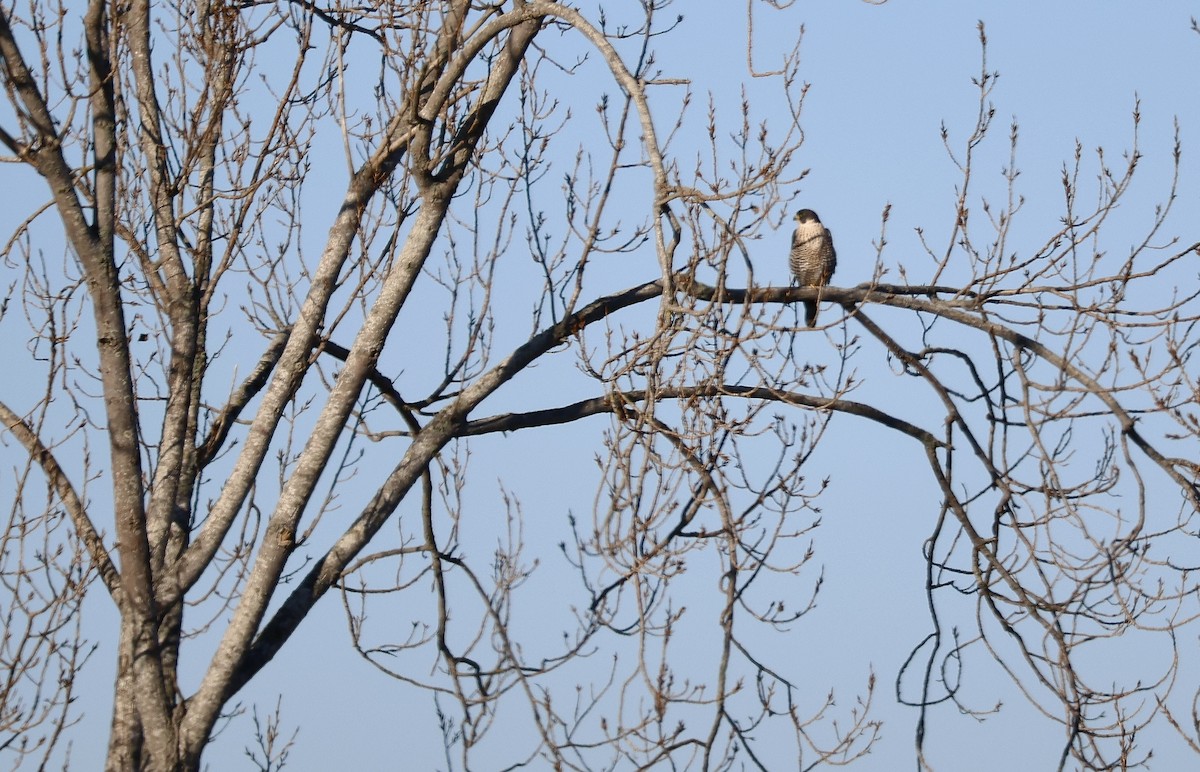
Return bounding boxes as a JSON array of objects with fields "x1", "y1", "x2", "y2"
[
  {"x1": 896, "y1": 296, "x2": 1200, "y2": 510},
  {"x1": 461, "y1": 385, "x2": 945, "y2": 449}
]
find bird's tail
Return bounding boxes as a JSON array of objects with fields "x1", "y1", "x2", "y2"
[{"x1": 804, "y1": 299, "x2": 818, "y2": 327}]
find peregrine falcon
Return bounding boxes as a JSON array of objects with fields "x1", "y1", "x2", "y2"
[{"x1": 789, "y1": 209, "x2": 837, "y2": 327}]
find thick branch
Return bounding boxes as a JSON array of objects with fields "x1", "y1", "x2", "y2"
[
  {"x1": 182, "y1": 1, "x2": 551, "y2": 742},
  {"x1": 196, "y1": 330, "x2": 290, "y2": 467},
  {"x1": 0, "y1": 400, "x2": 121, "y2": 598},
  {"x1": 223, "y1": 270, "x2": 962, "y2": 697},
  {"x1": 461, "y1": 385, "x2": 946, "y2": 449},
  {"x1": 223, "y1": 274, "x2": 669, "y2": 697}
]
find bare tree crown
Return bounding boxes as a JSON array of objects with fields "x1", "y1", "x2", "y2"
[{"x1": 0, "y1": 3, "x2": 1198, "y2": 770}]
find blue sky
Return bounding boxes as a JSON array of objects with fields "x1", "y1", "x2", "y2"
[
  {"x1": 273, "y1": 4, "x2": 1199, "y2": 767},
  {"x1": 6, "y1": 2, "x2": 1200, "y2": 770}
]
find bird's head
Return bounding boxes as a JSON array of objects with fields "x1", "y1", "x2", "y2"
[{"x1": 794, "y1": 209, "x2": 820, "y2": 224}]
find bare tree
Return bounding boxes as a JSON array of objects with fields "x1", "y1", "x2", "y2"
[{"x1": 0, "y1": 2, "x2": 1197, "y2": 770}]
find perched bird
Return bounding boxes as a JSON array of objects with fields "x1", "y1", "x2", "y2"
[{"x1": 789, "y1": 209, "x2": 837, "y2": 327}]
